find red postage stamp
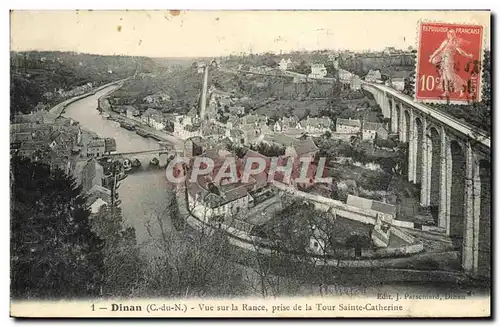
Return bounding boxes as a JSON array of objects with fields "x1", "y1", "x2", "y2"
[{"x1": 415, "y1": 21, "x2": 484, "y2": 104}]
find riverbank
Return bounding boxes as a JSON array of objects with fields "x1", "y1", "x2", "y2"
[
  {"x1": 49, "y1": 78, "x2": 129, "y2": 118},
  {"x1": 97, "y1": 93, "x2": 183, "y2": 151}
]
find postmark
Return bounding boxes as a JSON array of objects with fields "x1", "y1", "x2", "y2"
[{"x1": 415, "y1": 21, "x2": 484, "y2": 104}]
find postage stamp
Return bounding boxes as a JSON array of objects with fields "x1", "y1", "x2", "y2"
[{"x1": 415, "y1": 21, "x2": 484, "y2": 104}]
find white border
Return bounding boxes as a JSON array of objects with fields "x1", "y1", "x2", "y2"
[{"x1": 2, "y1": 2, "x2": 496, "y2": 327}]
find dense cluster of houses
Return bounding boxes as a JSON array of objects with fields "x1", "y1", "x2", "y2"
[
  {"x1": 120, "y1": 80, "x2": 389, "y2": 147},
  {"x1": 42, "y1": 82, "x2": 95, "y2": 101},
  {"x1": 11, "y1": 111, "x2": 117, "y2": 214},
  {"x1": 187, "y1": 134, "x2": 321, "y2": 221}
]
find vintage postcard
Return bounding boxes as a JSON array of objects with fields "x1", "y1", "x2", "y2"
[{"x1": 9, "y1": 10, "x2": 491, "y2": 318}]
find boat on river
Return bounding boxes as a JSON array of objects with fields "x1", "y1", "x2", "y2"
[
  {"x1": 149, "y1": 134, "x2": 164, "y2": 141},
  {"x1": 120, "y1": 121, "x2": 136, "y2": 131},
  {"x1": 102, "y1": 112, "x2": 110, "y2": 119},
  {"x1": 136, "y1": 127, "x2": 149, "y2": 138},
  {"x1": 123, "y1": 159, "x2": 132, "y2": 172},
  {"x1": 131, "y1": 158, "x2": 142, "y2": 168},
  {"x1": 150, "y1": 157, "x2": 159, "y2": 166}
]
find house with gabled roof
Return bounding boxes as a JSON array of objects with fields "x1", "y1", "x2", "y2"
[
  {"x1": 141, "y1": 108, "x2": 165, "y2": 131},
  {"x1": 240, "y1": 114, "x2": 268, "y2": 126},
  {"x1": 274, "y1": 115, "x2": 301, "y2": 132},
  {"x1": 336, "y1": 118, "x2": 361, "y2": 133},
  {"x1": 362, "y1": 121, "x2": 388, "y2": 141},
  {"x1": 285, "y1": 137, "x2": 319, "y2": 160},
  {"x1": 301, "y1": 116, "x2": 332, "y2": 134}
]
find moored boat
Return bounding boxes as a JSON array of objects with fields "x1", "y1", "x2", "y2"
[
  {"x1": 136, "y1": 128, "x2": 149, "y2": 138},
  {"x1": 123, "y1": 159, "x2": 132, "y2": 172},
  {"x1": 120, "y1": 122, "x2": 136, "y2": 131},
  {"x1": 131, "y1": 158, "x2": 141, "y2": 168}
]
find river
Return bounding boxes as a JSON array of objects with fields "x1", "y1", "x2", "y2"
[{"x1": 62, "y1": 85, "x2": 173, "y2": 252}]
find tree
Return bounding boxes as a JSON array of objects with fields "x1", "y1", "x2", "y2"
[
  {"x1": 10, "y1": 156, "x2": 105, "y2": 299},
  {"x1": 91, "y1": 205, "x2": 142, "y2": 298},
  {"x1": 135, "y1": 188, "x2": 246, "y2": 298},
  {"x1": 294, "y1": 60, "x2": 310, "y2": 75}
]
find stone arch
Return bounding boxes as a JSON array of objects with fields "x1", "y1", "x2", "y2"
[
  {"x1": 388, "y1": 98, "x2": 394, "y2": 128},
  {"x1": 427, "y1": 127, "x2": 441, "y2": 224},
  {"x1": 394, "y1": 103, "x2": 400, "y2": 134},
  {"x1": 402, "y1": 109, "x2": 410, "y2": 143},
  {"x1": 477, "y1": 159, "x2": 491, "y2": 278},
  {"x1": 448, "y1": 140, "x2": 466, "y2": 250},
  {"x1": 414, "y1": 117, "x2": 424, "y2": 184}
]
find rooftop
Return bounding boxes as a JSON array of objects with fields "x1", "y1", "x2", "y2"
[
  {"x1": 88, "y1": 138, "x2": 105, "y2": 147},
  {"x1": 302, "y1": 116, "x2": 331, "y2": 128},
  {"x1": 346, "y1": 194, "x2": 397, "y2": 216},
  {"x1": 363, "y1": 121, "x2": 385, "y2": 131},
  {"x1": 289, "y1": 137, "x2": 319, "y2": 156},
  {"x1": 337, "y1": 118, "x2": 361, "y2": 128}
]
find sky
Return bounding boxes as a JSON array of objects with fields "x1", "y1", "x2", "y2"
[{"x1": 10, "y1": 10, "x2": 491, "y2": 58}]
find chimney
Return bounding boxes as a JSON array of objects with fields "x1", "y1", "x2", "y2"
[{"x1": 200, "y1": 65, "x2": 209, "y2": 120}]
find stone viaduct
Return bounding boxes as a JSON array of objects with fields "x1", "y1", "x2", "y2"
[{"x1": 362, "y1": 82, "x2": 491, "y2": 280}]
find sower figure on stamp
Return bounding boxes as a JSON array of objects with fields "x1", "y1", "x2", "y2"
[{"x1": 428, "y1": 29, "x2": 473, "y2": 98}]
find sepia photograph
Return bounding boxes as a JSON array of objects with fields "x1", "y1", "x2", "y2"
[{"x1": 9, "y1": 9, "x2": 491, "y2": 318}]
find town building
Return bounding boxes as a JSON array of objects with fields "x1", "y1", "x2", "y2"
[
  {"x1": 336, "y1": 118, "x2": 361, "y2": 133},
  {"x1": 259, "y1": 133, "x2": 297, "y2": 148},
  {"x1": 86, "y1": 138, "x2": 106, "y2": 157},
  {"x1": 240, "y1": 114, "x2": 268, "y2": 126},
  {"x1": 196, "y1": 62, "x2": 206, "y2": 74},
  {"x1": 73, "y1": 158, "x2": 105, "y2": 194},
  {"x1": 364, "y1": 70, "x2": 383, "y2": 83},
  {"x1": 184, "y1": 136, "x2": 213, "y2": 157},
  {"x1": 17, "y1": 141, "x2": 48, "y2": 160},
  {"x1": 186, "y1": 147, "x2": 272, "y2": 219},
  {"x1": 143, "y1": 92, "x2": 171, "y2": 104},
  {"x1": 285, "y1": 137, "x2": 319, "y2": 160},
  {"x1": 209, "y1": 86, "x2": 232, "y2": 100},
  {"x1": 241, "y1": 123, "x2": 270, "y2": 145},
  {"x1": 350, "y1": 75, "x2": 362, "y2": 90},
  {"x1": 200, "y1": 122, "x2": 225, "y2": 141},
  {"x1": 188, "y1": 182, "x2": 253, "y2": 219},
  {"x1": 173, "y1": 107, "x2": 203, "y2": 140},
  {"x1": 225, "y1": 115, "x2": 241, "y2": 130},
  {"x1": 362, "y1": 121, "x2": 389, "y2": 141},
  {"x1": 104, "y1": 138, "x2": 117, "y2": 153},
  {"x1": 338, "y1": 69, "x2": 355, "y2": 83},
  {"x1": 382, "y1": 47, "x2": 397, "y2": 56},
  {"x1": 308, "y1": 63, "x2": 327, "y2": 79},
  {"x1": 300, "y1": 117, "x2": 332, "y2": 135},
  {"x1": 126, "y1": 106, "x2": 141, "y2": 118},
  {"x1": 141, "y1": 108, "x2": 165, "y2": 131},
  {"x1": 86, "y1": 184, "x2": 112, "y2": 214},
  {"x1": 180, "y1": 124, "x2": 202, "y2": 140},
  {"x1": 278, "y1": 58, "x2": 293, "y2": 71},
  {"x1": 274, "y1": 116, "x2": 301, "y2": 132},
  {"x1": 388, "y1": 77, "x2": 406, "y2": 91},
  {"x1": 227, "y1": 106, "x2": 245, "y2": 116},
  {"x1": 226, "y1": 129, "x2": 245, "y2": 144}
]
